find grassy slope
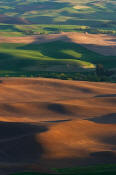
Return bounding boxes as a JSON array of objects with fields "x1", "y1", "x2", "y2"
[
  {"x1": 0, "y1": 41, "x2": 115, "y2": 76},
  {"x1": 0, "y1": 0, "x2": 115, "y2": 81}
]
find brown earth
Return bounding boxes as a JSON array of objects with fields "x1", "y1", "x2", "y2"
[
  {"x1": 0, "y1": 32, "x2": 116, "y2": 56},
  {"x1": 0, "y1": 78, "x2": 116, "y2": 174}
]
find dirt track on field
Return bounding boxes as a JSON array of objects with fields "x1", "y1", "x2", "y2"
[
  {"x1": 0, "y1": 78, "x2": 116, "y2": 174},
  {"x1": 0, "y1": 32, "x2": 116, "y2": 55}
]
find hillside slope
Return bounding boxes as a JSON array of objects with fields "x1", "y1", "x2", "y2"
[
  {"x1": 0, "y1": 32, "x2": 116, "y2": 81},
  {"x1": 0, "y1": 78, "x2": 115, "y2": 174}
]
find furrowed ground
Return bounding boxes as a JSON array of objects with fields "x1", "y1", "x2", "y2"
[{"x1": 0, "y1": 78, "x2": 115, "y2": 175}]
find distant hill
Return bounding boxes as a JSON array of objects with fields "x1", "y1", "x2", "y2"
[
  {"x1": 0, "y1": 0, "x2": 116, "y2": 26},
  {"x1": 0, "y1": 15, "x2": 30, "y2": 24}
]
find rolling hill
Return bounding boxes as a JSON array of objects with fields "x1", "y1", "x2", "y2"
[
  {"x1": 0, "y1": 78, "x2": 115, "y2": 175},
  {"x1": 0, "y1": 0, "x2": 116, "y2": 82},
  {"x1": 0, "y1": 0, "x2": 116, "y2": 25},
  {"x1": 0, "y1": 32, "x2": 116, "y2": 81},
  {"x1": 0, "y1": 0, "x2": 116, "y2": 35},
  {"x1": 0, "y1": 1, "x2": 116, "y2": 175}
]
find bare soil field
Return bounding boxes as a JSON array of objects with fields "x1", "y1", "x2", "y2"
[
  {"x1": 0, "y1": 32, "x2": 116, "y2": 56},
  {"x1": 0, "y1": 78, "x2": 116, "y2": 174}
]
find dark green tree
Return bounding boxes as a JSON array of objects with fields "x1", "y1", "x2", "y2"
[{"x1": 96, "y1": 64, "x2": 105, "y2": 76}]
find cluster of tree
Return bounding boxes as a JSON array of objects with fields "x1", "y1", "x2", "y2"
[{"x1": 96, "y1": 64, "x2": 114, "y2": 77}]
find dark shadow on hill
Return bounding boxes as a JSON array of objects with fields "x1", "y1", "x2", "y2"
[
  {"x1": 18, "y1": 36, "x2": 116, "y2": 69},
  {"x1": 0, "y1": 48, "x2": 83, "y2": 73},
  {"x1": 0, "y1": 103, "x2": 26, "y2": 115},
  {"x1": 0, "y1": 15, "x2": 30, "y2": 25},
  {"x1": 14, "y1": 1, "x2": 71, "y2": 14},
  {"x1": 0, "y1": 121, "x2": 48, "y2": 163},
  {"x1": 79, "y1": 43, "x2": 116, "y2": 58},
  {"x1": 41, "y1": 151, "x2": 116, "y2": 169},
  {"x1": 100, "y1": 135, "x2": 116, "y2": 147},
  {"x1": 96, "y1": 94, "x2": 116, "y2": 98},
  {"x1": 47, "y1": 103, "x2": 72, "y2": 115},
  {"x1": 41, "y1": 119, "x2": 72, "y2": 123},
  {"x1": 64, "y1": 37, "x2": 116, "y2": 58},
  {"x1": 18, "y1": 39, "x2": 102, "y2": 62},
  {"x1": 1, "y1": 36, "x2": 116, "y2": 74},
  {"x1": 87, "y1": 113, "x2": 116, "y2": 124},
  {"x1": 0, "y1": 52, "x2": 44, "y2": 73},
  {"x1": 90, "y1": 151, "x2": 116, "y2": 159},
  {"x1": 27, "y1": 16, "x2": 55, "y2": 25},
  {"x1": 17, "y1": 40, "x2": 108, "y2": 70},
  {"x1": 0, "y1": 24, "x2": 23, "y2": 33}
]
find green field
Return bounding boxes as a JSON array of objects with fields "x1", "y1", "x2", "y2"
[
  {"x1": 0, "y1": 0, "x2": 116, "y2": 82},
  {"x1": 0, "y1": 41, "x2": 115, "y2": 81},
  {"x1": 0, "y1": 41, "x2": 115, "y2": 71},
  {"x1": 0, "y1": 41, "x2": 94, "y2": 73},
  {"x1": 10, "y1": 164, "x2": 116, "y2": 175},
  {"x1": 0, "y1": 0, "x2": 116, "y2": 36},
  {"x1": 0, "y1": 23, "x2": 116, "y2": 37}
]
